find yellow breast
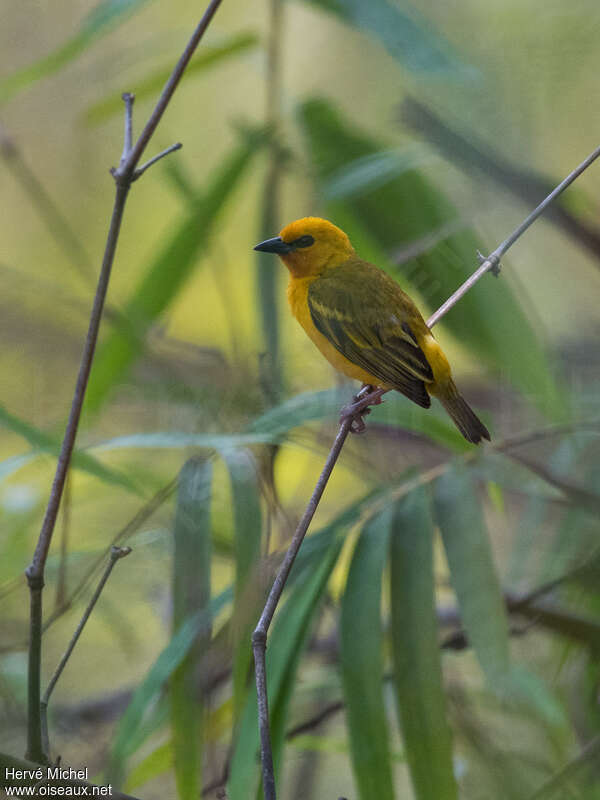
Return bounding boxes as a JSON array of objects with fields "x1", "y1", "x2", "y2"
[{"x1": 286, "y1": 277, "x2": 386, "y2": 386}]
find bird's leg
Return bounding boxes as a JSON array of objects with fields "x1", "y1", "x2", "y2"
[{"x1": 339, "y1": 384, "x2": 386, "y2": 434}]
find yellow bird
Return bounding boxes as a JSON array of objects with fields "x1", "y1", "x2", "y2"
[{"x1": 254, "y1": 217, "x2": 490, "y2": 444}]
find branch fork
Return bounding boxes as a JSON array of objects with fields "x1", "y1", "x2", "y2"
[{"x1": 24, "y1": 0, "x2": 224, "y2": 765}]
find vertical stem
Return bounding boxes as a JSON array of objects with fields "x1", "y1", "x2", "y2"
[
  {"x1": 23, "y1": 0, "x2": 225, "y2": 764},
  {"x1": 25, "y1": 584, "x2": 44, "y2": 763},
  {"x1": 253, "y1": 419, "x2": 353, "y2": 799},
  {"x1": 55, "y1": 472, "x2": 71, "y2": 611},
  {"x1": 25, "y1": 181, "x2": 129, "y2": 764}
]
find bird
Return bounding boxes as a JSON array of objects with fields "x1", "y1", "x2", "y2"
[{"x1": 254, "y1": 217, "x2": 490, "y2": 444}]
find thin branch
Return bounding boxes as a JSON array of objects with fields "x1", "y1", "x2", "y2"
[
  {"x1": 120, "y1": 92, "x2": 135, "y2": 164},
  {"x1": 40, "y1": 547, "x2": 132, "y2": 757},
  {"x1": 133, "y1": 142, "x2": 182, "y2": 180},
  {"x1": 24, "y1": 0, "x2": 224, "y2": 764},
  {"x1": 115, "y1": 0, "x2": 223, "y2": 180},
  {"x1": 427, "y1": 143, "x2": 600, "y2": 328},
  {"x1": 253, "y1": 418, "x2": 353, "y2": 800},
  {"x1": 54, "y1": 472, "x2": 71, "y2": 611},
  {"x1": 252, "y1": 141, "x2": 600, "y2": 799}
]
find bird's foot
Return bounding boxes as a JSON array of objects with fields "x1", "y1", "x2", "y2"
[{"x1": 339, "y1": 385, "x2": 385, "y2": 434}]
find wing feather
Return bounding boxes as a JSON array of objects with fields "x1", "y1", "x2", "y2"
[{"x1": 308, "y1": 263, "x2": 433, "y2": 408}]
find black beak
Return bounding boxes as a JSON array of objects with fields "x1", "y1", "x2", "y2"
[{"x1": 253, "y1": 236, "x2": 293, "y2": 254}]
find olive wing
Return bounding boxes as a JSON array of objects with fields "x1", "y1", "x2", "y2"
[{"x1": 308, "y1": 269, "x2": 433, "y2": 408}]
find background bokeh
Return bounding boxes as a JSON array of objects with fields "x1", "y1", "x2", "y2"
[{"x1": 1, "y1": 1, "x2": 600, "y2": 798}]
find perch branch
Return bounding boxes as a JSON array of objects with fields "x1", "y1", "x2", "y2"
[
  {"x1": 252, "y1": 141, "x2": 600, "y2": 799},
  {"x1": 40, "y1": 547, "x2": 131, "y2": 757},
  {"x1": 24, "y1": 0, "x2": 224, "y2": 764}
]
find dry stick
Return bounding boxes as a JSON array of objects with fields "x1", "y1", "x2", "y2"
[
  {"x1": 252, "y1": 141, "x2": 600, "y2": 800},
  {"x1": 24, "y1": 0, "x2": 224, "y2": 764},
  {"x1": 40, "y1": 547, "x2": 132, "y2": 757}
]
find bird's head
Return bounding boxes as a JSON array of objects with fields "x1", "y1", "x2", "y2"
[{"x1": 254, "y1": 217, "x2": 355, "y2": 277}]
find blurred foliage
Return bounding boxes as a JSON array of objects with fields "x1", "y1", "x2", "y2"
[{"x1": 1, "y1": 1, "x2": 600, "y2": 799}]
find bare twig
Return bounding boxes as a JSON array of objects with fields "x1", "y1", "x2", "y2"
[
  {"x1": 427, "y1": 143, "x2": 600, "y2": 327},
  {"x1": 252, "y1": 142, "x2": 600, "y2": 798},
  {"x1": 24, "y1": 0, "x2": 224, "y2": 764},
  {"x1": 40, "y1": 547, "x2": 132, "y2": 757},
  {"x1": 133, "y1": 142, "x2": 183, "y2": 180},
  {"x1": 54, "y1": 472, "x2": 71, "y2": 611},
  {"x1": 253, "y1": 418, "x2": 354, "y2": 799}
]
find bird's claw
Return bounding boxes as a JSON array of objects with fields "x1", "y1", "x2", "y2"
[{"x1": 339, "y1": 385, "x2": 381, "y2": 434}]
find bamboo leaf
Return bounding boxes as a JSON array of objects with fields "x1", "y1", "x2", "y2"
[
  {"x1": 92, "y1": 431, "x2": 277, "y2": 452},
  {"x1": 170, "y1": 458, "x2": 212, "y2": 800},
  {"x1": 340, "y1": 507, "x2": 395, "y2": 800},
  {"x1": 249, "y1": 387, "x2": 466, "y2": 450},
  {"x1": 227, "y1": 536, "x2": 343, "y2": 800},
  {"x1": 0, "y1": 404, "x2": 138, "y2": 493},
  {"x1": 433, "y1": 464, "x2": 510, "y2": 681},
  {"x1": 0, "y1": 0, "x2": 152, "y2": 104},
  {"x1": 299, "y1": 98, "x2": 565, "y2": 419},
  {"x1": 84, "y1": 33, "x2": 258, "y2": 124},
  {"x1": 123, "y1": 741, "x2": 172, "y2": 791},
  {"x1": 107, "y1": 587, "x2": 232, "y2": 786},
  {"x1": 390, "y1": 486, "x2": 458, "y2": 800},
  {"x1": 85, "y1": 132, "x2": 265, "y2": 414},
  {"x1": 303, "y1": 0, "x2": 477, "y2": 80},
  {"x1": 221, "y1": 449, "x2": 263, "y2": 719}
]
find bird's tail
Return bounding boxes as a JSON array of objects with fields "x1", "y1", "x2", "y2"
[{"x1": 435, "y1": 380, "x2": 490, "y2": 444}]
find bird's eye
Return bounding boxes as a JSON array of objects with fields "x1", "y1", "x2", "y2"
[{"x1": 292, "y1": 234, "x2": 315, "y2": 249}]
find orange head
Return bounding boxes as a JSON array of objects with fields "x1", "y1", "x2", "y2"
[{"x1": 254, "y1": 217, "x2": 355, "y2": 277}]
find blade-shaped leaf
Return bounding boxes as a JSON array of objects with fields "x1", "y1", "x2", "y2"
[
  {"x1": 299, "y1": 98, "x2": 565, "y2": 419},
  {"x1": 0, "y1": 0, "x2": 152, "y2": 104},
  {"x1": 85, "y1": 132, "x2": 265, "y2": 414},
  {"x1": 390, "y1": 486, "x2": 457, "y2": 800},
  {"x1": 228, "y1": 536, "x2": 343, "y2": 800},
  {"x1": 304, "y1": 0, "x2": 476, "y2": 80},
  {"x1": 340, "y1": 507, "x2": 395, "y2": 800},
  {"x1": 84, "y1": 33, "x2": 258, "y2": 124},
  {"x1": 107, "y1": 587, "x2": 232, "y2": 786},
  {"x1": 170, "y1": 458, "x2": 212, "y2": 800},
  {"x1": 123, "y1": 741, "x2": 172, "y2": 792},
  {"x1": 0, "y1": 404, "x2": 138, "y2": 493},
  {"x1": 221, "y1": 449, "x2": 263, "y2": 719},
  {"x1": 249, "y1": 387, "x2": 467, "y2": 451},
  {"x1": 433, "y1": 464, "x2": 510, "y2": 681}
]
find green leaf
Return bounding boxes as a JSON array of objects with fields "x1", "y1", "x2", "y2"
[
  {"x1": 221, "y1": 449, "x2": 263, "y2": 719},
  {"x1": 433, "y1": 464, "x2": 510, "y2": 681},
  {"x1": 84, "y1": 33, "x2": 258, "y2": 124},
  {"x1": 227, "y1": 536, "x2": 343, "y2": 800},
  {"x1": 0, "y1": 0, "x2": 152, "y2": 104},
  {"x1": 124, "y1": 741, "x2": 172, "y2": 791},
  {"x1": 324, "y1": 146, "x2": 432, "y2": 200},
  {"x1": 85, "y1": 132, "x2": 265, "y2": 414},
  {"x1": 250, "y1": 387, "x2": 467, "y2": 450},
  {"x1": 170, "y1": 458, "x2": 212, "y2": 800},
  {"x1": 107, "y1": 587, "x2": 232, "y2": 786},
  {"x1": 0, "y1": 404, "x2": 138, "y2": 493},
  {"x1": 299, "y1": 98, "x2": 565, "y2": 420},
  {"x1": 340, "y1": 507, "x2": 395, "y2": 800},
  {"x1": 92, "y1": 431, "x2": 277, "y2": 452},
  {"x1": 526, "y1": 736, "x2": 600, "y2": 800},
  {"x1": 303, "y1": 0, "x2": 477, "y2": 79},
  {"x1": 389, "y1": 486, "x2": 458, "y2": 800}
]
